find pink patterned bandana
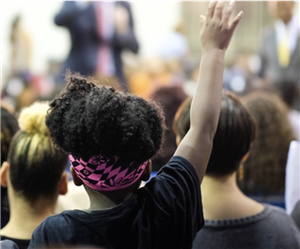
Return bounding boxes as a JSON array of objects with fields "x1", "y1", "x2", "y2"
[{"x1": 69, "y1": 154, "x2": 147, "y2": 191}]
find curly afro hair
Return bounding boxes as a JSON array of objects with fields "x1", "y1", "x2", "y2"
[{"x1": 46, "y1": 73, "x2": 166, "y2": 166}]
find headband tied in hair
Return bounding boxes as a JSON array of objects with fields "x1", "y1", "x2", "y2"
[{"x1": 69, "y1": 154, "x2": 147, "y2": 191}]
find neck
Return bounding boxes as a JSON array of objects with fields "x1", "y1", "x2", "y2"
[
  {"x1": 85, "y1": 182, "x2": 140, "y2": 211},
  {"x1": 1, "y1": 193, "x2": 56, "y2": 239},
  {"x1": 85, "y1": 185, "x2": 119, "y2": 210},
  {"x1": 281, "y1": 15, "x2": 292, "y2": 25},
  {"x1": 201, "y1": 173, "x2": 264, "y2": 220}
]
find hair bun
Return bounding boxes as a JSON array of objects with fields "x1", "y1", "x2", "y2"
[{"x1": 18, "y1": 102, "x2": 50, "y2": 136}]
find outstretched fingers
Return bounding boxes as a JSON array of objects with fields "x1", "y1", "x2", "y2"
[
  {"x1": 206, "y1": 1, "x2": 218, "y2": 20},
  {"x1": 229, "y1": 10, "x2": 244, "y2": 32},
  {"x1": 214, "y1": 1, "x2": 226, "y2": 20},
  {"x1": 222, "y1": 1, "x2": 235, "y2": 25}
]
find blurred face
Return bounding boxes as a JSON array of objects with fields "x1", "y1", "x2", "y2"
[{"x1": 274, "y1": 1, "x2": 294, "y2": 23}]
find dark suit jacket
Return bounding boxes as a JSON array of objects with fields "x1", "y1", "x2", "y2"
[
  {"x1": 258, "y1": 25, "x2": 300, "y2": 86},
  {"x1": 55, "y1": 1, "x2": 139, "y2": 90}
]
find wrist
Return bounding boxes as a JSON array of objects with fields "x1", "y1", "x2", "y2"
[{"x1": 201, "y1": 48, "x2": 225, "y2": 57}]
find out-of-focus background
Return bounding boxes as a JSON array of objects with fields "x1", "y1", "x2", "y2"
[{"x1": 1, "y1": 1, "x2": 299, "y2": 112}]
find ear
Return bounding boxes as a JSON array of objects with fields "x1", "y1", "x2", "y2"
[
  {"x1": 176, "y1": 135, "x2": 181, "y2": 146},
  {"x1": 241, "y1": 152, "x2": 249, "y2": 164},
  {"x1": 0, "y1": 162, "x2": 10, "y2": 187},
  {"x1": 141, "y1": 160, "x2": 152, "y2": 181},
  {"x1": 70, "y1": 166, "x2": 83, "y2": 186},
  {"x1": 59, "y1": 172, "x2": 69, "y2": 195}
]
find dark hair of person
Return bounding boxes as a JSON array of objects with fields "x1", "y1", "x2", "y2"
[
  {"x1": 8, "y1": 102, "x2": 68, "y2": 203},
  {"x1": 173, "y1": 91, "x2": 256, "y2": 176},
  {"x1": 239, "y1": 91, "x2": 295, "y2": 195},
  {"x1": 46, "y1": 73, "x2": 165, "y2": 168},
  {"x1": 150, "y1": 86, "x2": 188, "y2": 171},
  {"x1": 1, "y1": 105, "x2": 19, "y2": 228},
  {"x1": 1, "y1": 106, "x2": 19, "y2": 165},
  {"x1": 274, "y1": 80, "x2": 300, "y2": 108}
]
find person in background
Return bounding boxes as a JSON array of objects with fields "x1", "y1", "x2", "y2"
[
  {"x1": 1, "y1": 105, "x2": 19, "y2": 229},
  {"x1": 173, "y1": 92, "x2": 300, "y2": 249},
  {"x1": 238, "y1": 91, "x2": 295, "y2": 208},
  {"x1": 275, "y1": 80, "x2": 300, "y2": 140},
  {"x1": 150, "y1": 85, "x2": 188, "y2": 174},
  {"x1": 54, "y1": 1, "x2": 139, "y2": 92},
  {"x1": 28, "y1": 2, "x2": 243, "y2": 248},
  {"x1": 0, "y1": 102, "x2": 69, "y2": 249},
  {"x1": 257, "y1": 1, "x2": 300, "y2": 110},
  {"x1": 9, "y1": 15, "x2": 32, "y2": 78}
]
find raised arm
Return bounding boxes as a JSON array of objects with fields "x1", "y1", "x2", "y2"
[
  {"x1": 54, "y1": 2, "x2": 89, "y2": 27},
  {"x1": 174, "y1": 1, "x2": 243, "y2": 182}
]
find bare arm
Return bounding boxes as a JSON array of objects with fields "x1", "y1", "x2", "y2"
[{"x1": 174, "y1": 1, "x2": 243, "y2": 182}]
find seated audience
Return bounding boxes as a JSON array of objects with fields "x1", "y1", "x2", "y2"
[
  {"x1": 0, "y1": 102, "x2": 69, "y2": 249},
  {"x1": 28, "y1": 2, "x2": 243, "y2": 248},
  {"x1": 173, "y1": 92, "x2": 300, "y2": 249},
  {"x1": 1, "y1": 105, "x2": 19, "y2": 228}
]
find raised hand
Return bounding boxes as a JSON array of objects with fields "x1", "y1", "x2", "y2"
[{"x1": 200, "y1": 1, "x2": 243, "y2": 52}]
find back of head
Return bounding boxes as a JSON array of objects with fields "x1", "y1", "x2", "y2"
[
  {"x1": 1, "y1": 105, "x2": 19, "y2": 228},
  {"x1": 1, "y1": 106, "x2": 19, "y2": 165},
  {"x1": 150, "y1": 85, "x2": 188, "y2": 171},
  {"x1": 274, "y1": 80, "x2": 300, "y2": 109},
  {"x1": 8, "y1": 102, "x2": 68, "y2": 203},
  {"x1": 239, "y1": 91, "x2": 295, "y2": 195},
  {"x1": 268, "y1": 1, "x2": 295, "y2": 23},
  {"x1": 174, "y1": 92, "x2": 255, "y2": 176},
  {"x1": 46, "y1": 74, "x2": 165, "y2": 191}
]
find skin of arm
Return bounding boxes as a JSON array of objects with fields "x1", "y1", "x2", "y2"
[{"x1": 174, "y1": 1, "x2": 243, "y2": 182}]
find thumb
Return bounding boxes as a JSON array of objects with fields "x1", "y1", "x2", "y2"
[{"x1": 199, "y1": 15, "x2": 206, "y2": 29}]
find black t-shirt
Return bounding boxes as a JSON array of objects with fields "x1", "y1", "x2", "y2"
[
  {"x1": 29, "y1": 156, "x2": 204, "y2": 249},
  {"x1": 1, "y1": 236, "x2": 29, "y2": 249}
]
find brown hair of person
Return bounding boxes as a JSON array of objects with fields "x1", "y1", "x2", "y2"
[{"x1": 239, "y1": 91, "x2": 295, "y2": 195}]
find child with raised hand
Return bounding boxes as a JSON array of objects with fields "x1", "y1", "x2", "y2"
[{"x1": 28, "y1": 2, "x2": 243, "y2": 249}]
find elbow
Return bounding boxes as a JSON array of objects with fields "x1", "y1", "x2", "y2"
[
  {"x1": 54, "y1": 16, "x2": 62, "y2": 26},
  {"x1": 132, "y1": 43, "x2": 139, "y2": 54}
]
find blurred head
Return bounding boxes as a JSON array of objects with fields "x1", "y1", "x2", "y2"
[
  {"x1": 268, "y1": 1, "x2": 295, "y2": 23},
  {"x1": 274, "y1": 80, "x2": 300, "y2": 109},
  {"x1": 1, "y1": 102, "x2": 68, "y2": 204},
  {"x1": 174, "y1": 91, "x2": 255, "y2": 176},
  {"x1": 239, "y1": 91, "x2": 295, "y2": 195},
  {"x1": 1, "y1": 106, "x2": 19, "y2": 165},
  {"x1": 46, "y1": 73, "x2": 165, "y2": 193},
  {"x1": 1, "y1": 105, "x2": 19, "y2": 227},
  {"x1": 150, "y1": 86, "x2": 188, "y2": 171}
]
